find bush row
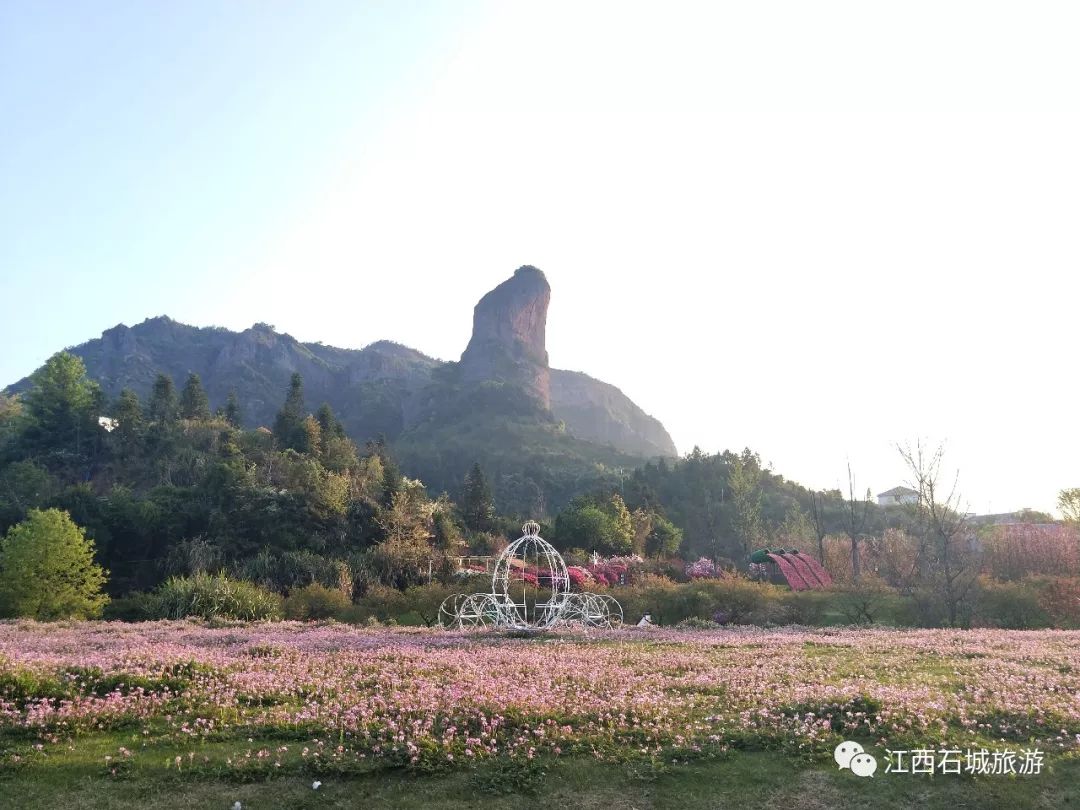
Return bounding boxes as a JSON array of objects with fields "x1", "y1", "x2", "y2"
[{"x1": 101, "y1": 572, "x2": 1080, "y2": 629}]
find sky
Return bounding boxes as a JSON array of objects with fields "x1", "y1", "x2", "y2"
[{"x1": 2, "y1": 1, "x2": 1078, "y2": 515}]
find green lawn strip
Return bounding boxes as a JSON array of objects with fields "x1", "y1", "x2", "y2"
[{"x1": 2, "y1": 741, "x2": 1077, "y2": 810}]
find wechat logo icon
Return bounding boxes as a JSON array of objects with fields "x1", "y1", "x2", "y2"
[{"x1": 835, "y1": 741, "x2": 877, "y2": 778}]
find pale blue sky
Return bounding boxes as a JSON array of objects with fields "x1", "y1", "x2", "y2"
[
  {"x1": 2, "y1": 2, "x2": 1078, "y2": 514},
  {"x1": 1, "y1": 0, "x2": 485, "y2": 374}
]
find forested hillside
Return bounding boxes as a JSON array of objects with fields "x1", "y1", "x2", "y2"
[{"x1": 0, "y1": 350, "x2": 879, "y2": 599}]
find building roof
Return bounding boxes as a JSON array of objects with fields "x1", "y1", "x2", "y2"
[{"x1": 877, "y1": 486, "x2": 918, "y2": 498}]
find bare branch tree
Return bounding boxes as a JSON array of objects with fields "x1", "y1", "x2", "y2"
[
  {"x1": 898, "y1": 440, "x2": 979, "y2": 626},
  {"x1": 840, "y1": 462, "x2": 872, "y2": 581},
  {"x1": 809, "y1": 490, "x2": 829, "y2": 564}
]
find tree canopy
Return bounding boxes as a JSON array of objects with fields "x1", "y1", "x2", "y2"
[
  {"x1": 0, "y1": 508, "x2": 108, "y2": 619},
  {"x1": 21, "y1": 352, "x2": 101, "y2": 456}
]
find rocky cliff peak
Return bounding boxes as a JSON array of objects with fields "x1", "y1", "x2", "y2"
[{"x1": 459, "y1": 266, "x2": 552, "y2": 408}]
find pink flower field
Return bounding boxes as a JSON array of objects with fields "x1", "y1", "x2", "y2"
[{"x1": 1, "y1": 622, "x2": 1078, "y2": 776}]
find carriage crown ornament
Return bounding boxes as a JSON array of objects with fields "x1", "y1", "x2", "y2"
[{"x1": 439, "y1": 520, "x2": 623, "y2": 631}]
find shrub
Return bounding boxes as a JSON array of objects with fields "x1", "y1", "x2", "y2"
[
  {"x1": 973, "y1": 576, "x2": 1052, "y2": 629},
  {"x1": 776, "y1": 590, "x2": 829, "y2": 626},
  {"x1": 1035, "y1": 576, "x2": 1080, "y2": 628},
  {"x1": 612, "y1": 573, "x2": 680, "y2": 624},
  {"x1": 403, "y1": 583, "x2": 458, "y2": 627},
  {"x1": 238, "y1": 549, "x2": 351, "y2": 595},
  {"x1": 451, "y1": 570, "x2": 492, "y2": 592},
  {"x1": 349, "y1": 584, "x2": 409, "y2": 623},
  {"x1": 284, "y1": 583, "x2": 350, "y2": 621},
  {"x1": 147, "y1": 573, "x2": 282, "y2": 621},
  {"x1": 832, "y1": 575, "x2": 895, "y2": 625},
  {"x1": 615, "y1": 575, "x2": 774, "y2": 625},
  {"x1": 161, "y1": 537, "x2": 223, "y2": 578},
  {"x1": 689, "y1": 578, "x2": 768, "y2": 624},
  {"x1": 101, "y1": 591, "x2": 156, "y2": 622}
]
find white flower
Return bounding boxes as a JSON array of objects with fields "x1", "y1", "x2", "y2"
[
  {"x1": 312, "y1": 780, "x2": 322, "y2": 790},
  {"x1": 233, "y1": 803, "x2": 242, "y2": 810}
]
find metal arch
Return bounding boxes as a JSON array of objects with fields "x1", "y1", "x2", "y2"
[{"x1": 438, "y1": 520, "x2": 623, "y2": 632}]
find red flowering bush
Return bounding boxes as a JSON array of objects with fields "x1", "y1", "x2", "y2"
[
  {"x1": 520, "y1": 571, "x2": 539, "y2": 588},
  {"x1": 586, "y1": 560, "x2": 629, "y2": 586},
  {"x1": 566, "y1": 567, "x2": 592, "y2": 591}
]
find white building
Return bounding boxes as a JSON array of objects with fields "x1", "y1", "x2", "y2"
[{"x1": 877, "y1": 486, "x2": 919, "y2": 507}]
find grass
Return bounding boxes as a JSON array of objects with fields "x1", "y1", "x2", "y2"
[{"x1": 3, "y1": 731, "x2": 1077, "y2": 810}]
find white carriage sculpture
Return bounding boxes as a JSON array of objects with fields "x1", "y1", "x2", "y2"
[{"x1": 439, "y1": 520, "x2": 623, "y2": 630}]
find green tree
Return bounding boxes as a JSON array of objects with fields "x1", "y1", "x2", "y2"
[
  {"x1": 322, "y1": 433, "x2": 360, "y2": 473},
  {"x1": 776, "y1": 504, "x2": 814, "y2": 549},
  {"x1": 553, "y1": 499, "x2": 631, "y2": 555},
  {"x1": 273, "y1": 373, "x2": 307, "y2": 451},
  {"x1": 1058, "y1": 488, "x2": 1080, "y2": 524},
  {"x1": 0, "y1": 393, "x2": 21, "y2": 452},
  {"x1": 432, "y1": 500, "x2": 464, "y2": 553},
  {"x1": 147, "y1": 374, "x2": 178, "y2": 424},
  {"x1": 22, "y1": 351, "x2": 100, "y2": 455},
  {"x1": 0, "y1": 508, "x2": 108, "y2": 619},
  {"x1": 645, "y1": 514, "x2": 683, "y2": 558},
  {"x1": 461, "y1": 462, "x2": 495, "y2": 532},
  {"x1": 374, "y1": 438, "x2": 403, "y2": 506},
  {"x1": 316, "y1": 403, "x2": 345, "y2": 441},
  {"x1": 605, "y1": 494, "x2": 635, "y2": 554},
  {"x1": 728, "y1": 451, "x2": 765, "y2": 560},
  {"x1": 0, "y1": 460, "x2": 56, "y2": 530},
  {"x1": 179, "y1": 373, "x2": 211, "y2": 420},
  {"x1": 223, "y1": 389, "x2": 242, "y2": 427},
  {"x1": 630, "y1": 507, "x2": 652, "y2": 556},
  {"x1": 110, "y1": 388, "x2": 145, "y2": 459},
  {"x1": 373, "y1": 481, "x2": 435, "y2": 587}
]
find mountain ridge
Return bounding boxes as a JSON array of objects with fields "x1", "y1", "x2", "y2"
[{"x1": 5, "y1": 270, "x2": 677, "y2": 468}]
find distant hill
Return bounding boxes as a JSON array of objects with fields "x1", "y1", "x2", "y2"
[{"x1": 6, "y1": 267, "x2": 676, "y2": 511}]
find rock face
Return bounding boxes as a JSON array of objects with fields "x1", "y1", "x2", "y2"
[
  {"x1": 459, "y1": 266, "x2": 552, "y2": 409},
  {"x1": 550, "y1": 369, "x2": 677, "y2": 458}
]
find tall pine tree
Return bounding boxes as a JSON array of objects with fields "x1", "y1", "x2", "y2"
[
  {"x1": 23, "y1": 352, "x2": 100, "y2": 455},
  {"x1": 316, "y1": 403, "x2": 345, "y2": 440},
  {"x1": 273, "y1": 373, "x2": 306, "y2": 451},
  {"x1": 179, "y1": 373, "x2": 211, "y2": 420},
  {"x1": 462, "y1": 462, "x2": 495, "y2": 532},
  {"x1": 111, "y1": 388, "x2": 145, "y2": 460},
  {"x1": 147, "y1": 374, "x2": 178, "y2": 425},
  {"x1": 223, "y1": 390, "x2": 242, "y2": 427}
]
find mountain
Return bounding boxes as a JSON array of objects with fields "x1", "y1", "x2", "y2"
[
  {"x1": 6, "y1": 267, "x2": 676, "y2": 509},
  {"x1": 13, "y1": 319, "x2": 441, "y2": 443}
]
